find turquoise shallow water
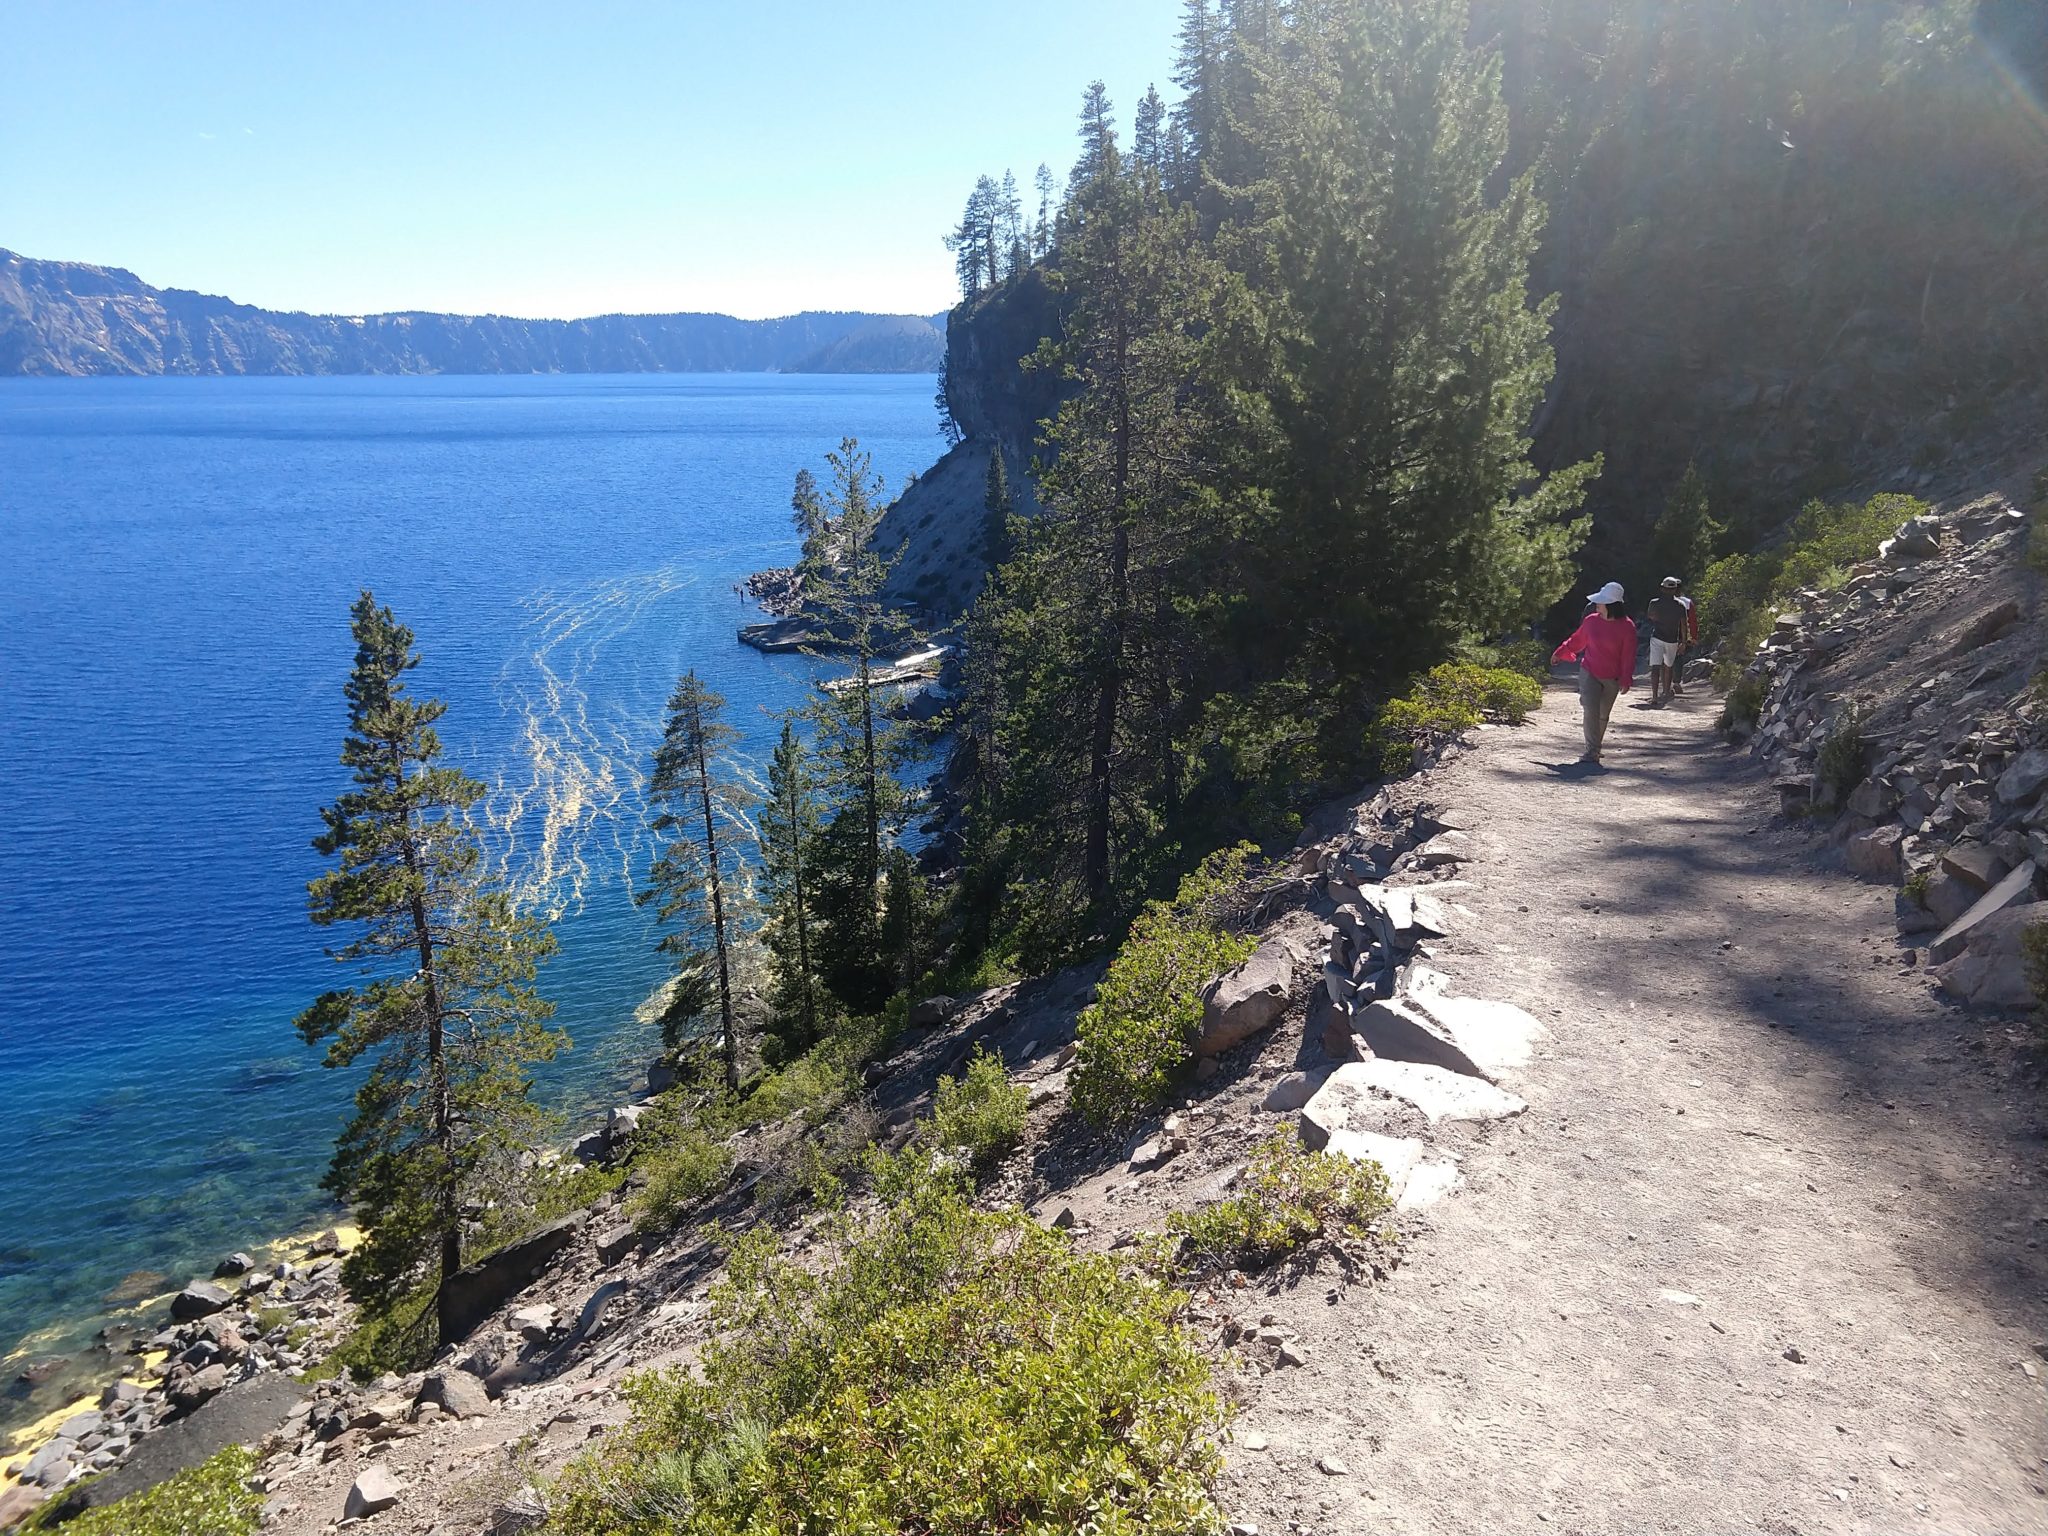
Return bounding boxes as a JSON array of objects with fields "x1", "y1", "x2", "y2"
[{"x1": 0, "y1": 372, "x2": 941, "y2": 1412}]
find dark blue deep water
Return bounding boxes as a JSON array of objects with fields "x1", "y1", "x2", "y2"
[{"x1": 0, "y1": 373, "x2": 941, "y2": 1405}]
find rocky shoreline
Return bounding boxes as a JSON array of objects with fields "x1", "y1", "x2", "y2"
[
  {"x1": 0, "y1": 1074, "x2": 666, "y2": 1530},
  {"x1": 0, "y1": 1228, "x2": 358, "y2": 1525}
]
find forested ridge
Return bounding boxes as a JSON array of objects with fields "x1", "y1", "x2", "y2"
[{"x1": 0, "y1": 249, "x2": 945, "y2": 377}]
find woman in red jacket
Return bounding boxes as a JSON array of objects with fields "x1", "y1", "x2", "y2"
[{"x1": 1552, "y1": 581, "x2": 1636, "y2": 766}]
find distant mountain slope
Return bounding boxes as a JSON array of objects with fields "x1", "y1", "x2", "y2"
[{"x1": 0, "y1": 249, "x2": 944, "y2": 377}]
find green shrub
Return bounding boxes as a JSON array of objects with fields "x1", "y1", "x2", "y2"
[
  {"x1": 1902, "y1": 868, "x2": 1932, "y2": 907},
  {"x1": 1369, "y1": 663, "x2": 1543, "y2": 775},
  {"x1": 1814, "y1": 707, "x2": 1867, "y2": 809},
  {"x1": 316, "y1": 1285, "x2": 437, "y2": 1380},
  {"x1": 1166, "y1": 1132, "x2": 1392, "y2": 1270},
  {"x1": 26, "y1": 1446, "x2": 260, "y2": 1536},
  {"x1": 1717, "y1": 673, "x2": 1767, "y2": 732},
  {"x1": 928, "y1": 1047, "x2": 1029, "y2": 1170},
  {"x1": 1490, "y1": 638, "x2": 1553, "y2": 682},
  {"x1": 1699, "y1": 493, "x2": 1926, "y2": 672},
  {"x1": 1072, "y1": 845, "x2": 1259, "y2": 1127},
  {"x1": 2025, "y1": 921, "x2": 2048, "y2": 1050},
  {"x1": 632, "y1": 1120, "x2": 737, "y2": 1235},
  {"x1": 472, "y1": 1156, "x2": 625, "y2": 1255},
  {"x1": 545, "y1": 1150, "x2": 1225, "y2": 1535}
]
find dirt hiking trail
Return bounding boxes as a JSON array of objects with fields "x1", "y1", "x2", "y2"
[{"x1": 1230, "y1": 682, "x2": 2048, "y2": 1534}]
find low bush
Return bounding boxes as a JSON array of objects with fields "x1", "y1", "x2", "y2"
[
  {"x1": 545, "y1": 1150, "x2": 1225, "y2": 1535},
  {"x1": 632, "y1": 1118, "x2": 737, "y2": 1235},
  {"x1": 1717, "y1": 673, "x2": 1766, "y2": 733},
  {"x1": 1369, "y1": 663, "x2": 1543, "y2": 775},
  {"x1": 1814, "y1": 707, "x2": 1868, "y2": 810},
  {"x1": 1071, "y1": 845, "x2": 1258, "y2": 1128},
  {"x1": 1165, "y1": 1132, "x2": 1392, "y2": 1271},
  {"x1": 314, "y1": 1285, "x2": 437, "y2": 1380},
  {"x1": 1698, "y1": 493, "x2": 1926, "y2": 679},
  {"x1": 2023, "y1": 922, "x2": 2048, "y2": 1048},
  {"x1": 927, "y1": 1047, "x2": 1029, "y2": 1170},
  {"x1": 27, "y1": 1446, "x2": 260, "y2": 1535}
]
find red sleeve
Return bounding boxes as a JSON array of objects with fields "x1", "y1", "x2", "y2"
[
  {"x1": 1551, "y1": 619, "x2": 1589, "y2": 664},
  {"x1": 1685, "y1": 605, "x2": 1699, "y2": 643}
]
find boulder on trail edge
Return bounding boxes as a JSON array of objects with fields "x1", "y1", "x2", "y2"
[
  {"x1": 909, "y1": 995, "x2": 955, "y2": 1027},
  {"x1": 416, "y1": 1369, "x2": 493, "y2": 1418},
  {"x1": 1350, "y1": 989, "x2": 1543, "y2": 1085},
  {"x1": 1845, "y1": 825, "x2": 1905, "y2": 883},
  {"x1": 1196, "y1": 939, "x2": 1296, "y2": 1057},
  {"x1": 1929, "y1": 861, "x2": 2038, "y2": 965},
  {"x1": 345, "y1": 1464, "x2": 405, "y2": 1520},
  {"x1": 1935, "y1": 901, "x2": 2045, "y2": 1009}
]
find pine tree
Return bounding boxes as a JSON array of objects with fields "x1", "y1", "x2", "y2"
[
  {"x1": 1647, "y1": 461, "x2": 1720, "y2": 588},
  {"x1": 296, "y1": 592, "x2": 562, "y2": 1345},
  {"x1": 1173, "y1": 0, "x2": 1223, "y2": 168},
  {"x1": 999, "y1": 169, "x2": 1027, "y2": 276},
  {"x1": 639, "y1": 671, "x2": 753, "y2": 1091},
  {"x1": 758, "y1": 719, "x2": 825, "y2": 1059},
  {"x1": 983, "y1": 143, "x2": 1235, "y2": 939},
  {"x1": 1224, "y1": 0, "x2": 1594, "y2": 704},
  {"x1": 1070, "y1": 81, "x2": 1118, "y2": 195},
  {"x1": 1134, "y1": 85, "x2": 1169, "y2": 178},
  {"x1": 982, "y1": 447, "x2": 1014, "y2": 568},
  {"x1": 944, "y1": 178, "x2": 999, "y2": 298},
  {"x1": 1033, "y1": 163, "x2": 1057, "y2": 257},
  {"x1": 801, "y1": 438, "x2": 911, "y2": 1008},
  {"x1": 790, "y1": 466, "x2": 829, "y2": 575}
]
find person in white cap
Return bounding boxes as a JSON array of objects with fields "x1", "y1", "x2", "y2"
[
  {"x1": 1645, "y1": 577, "x2": 1690, "y2": 706},
  {"x1": 1551, "y1": 581, "x2": 1636, "y2": 765}
]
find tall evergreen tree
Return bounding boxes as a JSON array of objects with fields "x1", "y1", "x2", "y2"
[
  {"x1": 1033, "y1": 163, "x2": 1057, "y2": 257},
  {"x1": 1173, "y1": 0, "x2": 1224, "y2": 168},
  {"x1": 984, "y1": 141, "x2": 1236, "y2": 938},
  {"x1": 1222, "y1": 0, "x2": 1594, "y2": 712},
  {"x1": 982, "y1": 447, "x2": 1015, "y2": 568},
  {"x1": 296, "y1": 592, "x2": 561, "y2": 1345},
  {"x1": 1646, "y1": 461, "x2": 1720, "y2": 589},
  {"x1": 1134, "y1": 85, "x2": 1169, "y2": 177},
  {"x1": 640, "y1": 672, "x2": 753, "y2": 1091},
  {"x1": 1070, "y1": 81, "x2": 1119, "y2": 195},
  {"x1": 802, "y1": 438, "x2": 911, "y2": 1008},
  {"x1": 758, "y1": 719, "x2": 825, "y2": 1059}
]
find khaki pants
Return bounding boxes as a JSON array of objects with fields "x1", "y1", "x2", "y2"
[{"x1": 1579, "y1": 670, "x2": 1620, "y2": 759}]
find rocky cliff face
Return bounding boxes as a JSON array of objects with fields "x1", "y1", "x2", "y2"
[
  {"x1": 872, "y1": 273, "x2": 1066, "y2": 619},
  {"x1": 0, "y1": 250, "x2": 943, "y2": 377}
]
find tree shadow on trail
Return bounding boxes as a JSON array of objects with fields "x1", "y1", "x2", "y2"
[{"x1": 1477, "y1": 707, "x2": 2048, "y2": 1333}]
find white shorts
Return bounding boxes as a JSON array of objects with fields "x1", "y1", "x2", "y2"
[{"x1": 1649, "y1": 637, "x2": 1681, "y2": 668}]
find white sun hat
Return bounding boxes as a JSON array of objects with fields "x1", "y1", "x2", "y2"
[{"x1": 1587, "y1": 581, "x2": 1625, "y2": 605}]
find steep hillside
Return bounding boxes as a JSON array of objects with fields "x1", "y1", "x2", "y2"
[{"x1": 0, "y1": 250, "x2": 943, "y2": 377}]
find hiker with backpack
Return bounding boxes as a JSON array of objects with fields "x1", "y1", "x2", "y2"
[{"x1": 1645, "y1": 577, "x2": 1691, "y2": 706}]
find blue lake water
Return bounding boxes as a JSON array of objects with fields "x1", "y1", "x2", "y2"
[{"x1": 0, "y1": 373, "x2": 942, "y2": 1403}]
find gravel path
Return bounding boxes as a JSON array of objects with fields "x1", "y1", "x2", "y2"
[{"x1": 1225, "y1": 683, "x2": 2048, "y2": 1536}]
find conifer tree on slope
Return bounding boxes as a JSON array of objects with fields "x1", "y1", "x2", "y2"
[
  {"x1": 989, "y1": 127, "x2": 1235, "y2": 938},
  {"x1": 296, "y1": 591, "x2": 561, "y2": 1345},
  {"x1": 640, "y1": 671, "x2": 753, "y2": 1092},
  {"x1": 1225, "y1": 0, "x2": 1594, "y2": 705},
  {"x1": 981, "y1": 446, "x2": 1014, "y2": 569},
  {"x1": 802, "y1": 437, "x2": 910, "y2": 1008},
  {"x1": 758, "y1": 718, "x2": 825, "y2": 1060}
]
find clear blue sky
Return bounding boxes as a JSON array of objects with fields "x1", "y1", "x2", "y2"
[{"x1": 3, "y1": 1, "x2": 1184, "y2": 319}]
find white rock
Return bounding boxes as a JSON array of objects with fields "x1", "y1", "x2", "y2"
[
  {"x1": 344, "y1": 1464, "x2": 405, "y2": 1520},
  {"x1": 1334, "y1": 1059, "x2": 1527, "y2": 1125}
]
